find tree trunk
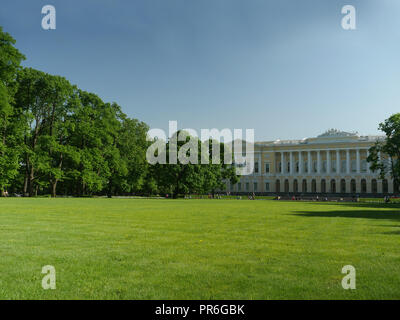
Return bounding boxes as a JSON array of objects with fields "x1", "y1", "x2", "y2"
[
  {"x1": 51, "y1": 180, "x2": 57, "y2": 198},
  {"x1": 107, "y1": 176, "x2": 113, "y2": 198},
  {"x1": 23, "y1": 172, "x2": 28, "y2": 197},
  {"x1": 28, "y1": 166, "x2": 35, "y2": 197},
  {"x1": 50, "y1": 153, "x2": 62, "y2": 198},
  {"x1": 174, "y1": 180, "x2": 179, "y2": 198}
]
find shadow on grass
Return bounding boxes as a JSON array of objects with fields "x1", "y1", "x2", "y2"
[
  {"x1": 292, "y1": 203, "x2": 400, "y2": 235},
  {"x1": 298, "y1": 201, "x2": 400, "y2": 210},
  {"x1": 383, "y1": 230, "x2": 400, "y2": 235},
  {"x1": 293, "y1": 210, "x2": 400, "y2": 221}
]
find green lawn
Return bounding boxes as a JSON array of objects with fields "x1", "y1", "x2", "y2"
[{"x1": 0, "y1": 198, "x2": 399, "y2": 299}]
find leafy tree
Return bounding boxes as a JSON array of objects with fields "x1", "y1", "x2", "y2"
[
  {"x1": 0, "y1": 27, "x2": 25, "y2": 194},
  {"x1": 367, "y1": 113, "x2": 400, "y2": 192},
  {"x1": 38, "y1": 75, "x2": 75, "y2": 197},
  {"x1": 15, "y1": 68, "x2": 74, "y2": 196},
  {"x1": 150, "y1": 131, "x2": 238, "y2": 198},
  {"x1": 112, "y1": 116, "x2": 149, "y2": 196},
  {"x1": 65, "y1": 90, "x2": 111, "y2": 196},
  {"x1": 0, "y1": 26, "x2": 236, "y2": 198},
  {"x1": 200, "y1": 139, "x2": 238, "y2": 195},
  {"x1": 100, "y1": 102, "x2": 127, "y2": 198}
]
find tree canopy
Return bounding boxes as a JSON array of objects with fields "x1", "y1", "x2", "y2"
[
  {"x1": 367, "y1": 113, "x2": 400, "y2": 192},
  {"x1": 0, "y1": 26, "x2": 238, "y2": 197}
]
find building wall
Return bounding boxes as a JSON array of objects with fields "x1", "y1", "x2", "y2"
[{"x1": 224, "y1": 132, "x2": 396, "y2": 195}]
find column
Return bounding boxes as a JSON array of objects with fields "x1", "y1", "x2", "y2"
[
  {"x1": 378, "y1": 151, "x2": 382, "y2": 175},
  {"x1": 289, "y1": 152, "x2": 294, "y2": 175},
  {"x1": 356, "y1": 149, "x2": 360, "y2": 174},
  {"x1": 346, "y1": 149, "x2": 350, "y2": 174},
  {"x1": 327, "y1": 150, "x2": 331, "y2": 175},
  {"x1": 316, "y1": 178, "x2": 321, "y2": 193},
  {"x1": 336, "y1": 150, "x2": 340, "y2": 175},
  {"x1": 281, "y1": 152, "x2": 284, "y2": 174},
  {"x1": 366, "y1": 178, "x2": 372, "y2": 193},
  {"x1": 388, "y1": 180, "x2": 394, "y2": 194},
  {"x1": 387, "y1": 157, "x2": 392, "y2": 177},
  {"x1": 336, "y1": 178, "x2": 341, "y2": 194},
  {"x1": 377, "y1": 179, "x2": 383, "y2": 194},
  {"x1": 356, "y1": 178, "x2": 361, "y2": 193},
  {"x1": 317, "y1": 150, "x2": 321, "y2": 174},
  {"x1": 308, "y1": 151, "x2": 312, "y2": 174},
  {"x1": 289, "y1": 178, "x2": 293, "y2": 192},
  {"x1": 258, "y1": 154, "x2": 262, "y2": 176},
  {"x1": 299, "y1": 151, "x2": 303, "y2": 175}
]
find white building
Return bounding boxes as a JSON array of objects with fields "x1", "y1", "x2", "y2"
[{"x1": 226, "y1": 130, "x2": 397, "y2": 195}]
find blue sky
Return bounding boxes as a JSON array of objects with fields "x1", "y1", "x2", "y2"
[{"x1": 1, "y1": 0, "x2": 399, "y2": 141}]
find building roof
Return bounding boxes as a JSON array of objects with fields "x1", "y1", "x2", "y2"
[{"x1": 254, "y1": 129, "x2": 384, "y2": 147}]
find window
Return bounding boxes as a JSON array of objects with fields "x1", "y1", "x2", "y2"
[
  {"x1": 287, "y1": 162, "x2": 290, "y2": 172},
  {"x1": 254, "y1": 162, "x2": 259, "y2": 174},
  {"x1": 372, "y1": 179, "x2": 377, "y2": 193},
  {"x1": 383, "y1": 158, "x2": 390, "y2": 170},
  {"x1": 321, "y1": 179, "x2": 326, "y2": 193},
  {"x1": 361, "y1": 160, "x2": 367, "y2": 172},
  {"x1": 230, "y1": 183, "x2": 234, "y2": 191},
  {"x1": 265, "y1": 163, "x2": 270, "y2": 173},
  {"x1": 332, "y1": 161, "x2": 336, "y2": 173},
  {"x1": 253, "y1": 182, "x2": 258, "y2": 191},
  {"x1": 322, "y1": 160, "x2": 327, "y2": 173},
  {"x1": 295, "y1": 161, "x2": 299, "y2": 173},
  {"x1": 284, "y1": 179, "x2": 289, "y2": 193},
  {"x1": 312, "y1": 179, "x2": 317, "y2": 193},
  {"x1": 351, "y1": 160, "x2": 356, "y2": 172},
  {"x1": 383, "y1": 179, "x2": 388, "y2": 193},
  {"x1": 304, "y1": 161, "x2": 308, "y2": 173},
  {"x1": 265, "y1": 182, "x2": 270, "y2": 192},
  {"x1": 238, "y1": 183, "x2": 242, "y2": 191},
  {"x1": 302, "y1": 179, "x2": 307, "y2": 193},
  {"x1": 279, "y1": 162, "x2": 282, "y2": 173},
  {"x1": 351, "y1": 179, "x2": 356, "y2": 193},
  {"x1": 313, "y1": 160, "x2": 317, "y2": 173},
  {"x1": 246, "y1": 182, "x2": 249, "y2": 191},
  {"x1": 331, "y1": 179, "x2": 336, "y2": 193},
  {"x1": 235, "y1": 160, "x2": 246, "y2": 168},
  {"x1": 341, "y1": 179, "x2": 346, "y2": 193},
  {"x1": 276, "y1": 180, "x2": 280, "y2": 192},
  {"x1": 361, "y1": 179, "x2": 367, "y2": 193},
  {"x1": 341, "y1": 160, "x2": 346, "y2": 173}
]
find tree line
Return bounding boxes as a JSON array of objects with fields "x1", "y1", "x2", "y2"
[
  {"x1": 0, "y1": 26, "x2": 238, "y2": 198},
  {"x1": 368, "y1": 113, "x2": 400, "y2": 193}
]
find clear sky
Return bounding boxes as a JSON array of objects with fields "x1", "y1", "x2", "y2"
[{"x1": 1, "y1": 0, "x2": 399, "y2": 141}]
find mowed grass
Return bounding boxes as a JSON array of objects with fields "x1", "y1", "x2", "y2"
[{"x1": 0, "y1": 198, "x2": 399, "y2": 300}]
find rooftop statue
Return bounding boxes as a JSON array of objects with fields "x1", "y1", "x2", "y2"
[{"x1": 317, "y1": 129, "x2": 358, "y2": 138}]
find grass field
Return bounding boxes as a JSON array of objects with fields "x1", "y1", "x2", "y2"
[{"x1": 0, "y1": 198, "x2": 399, "y2": 299}]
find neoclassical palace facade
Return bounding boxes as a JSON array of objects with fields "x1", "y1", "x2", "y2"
[{"x1": 226, "y1": 130, "x2": 396, "y2": 195}]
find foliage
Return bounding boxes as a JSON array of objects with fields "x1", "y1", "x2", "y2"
[
  {"x1": 367, "y1": 113, "x2": 400, "y2": 192},
  {"x1": 0, "y1": 26, "x2": 234, "y2": 197},
  {"x1": 0, "y1": 27, "x2": 25, "y2": 192},
  {"x1": 151, "y1": 131, "x2": 238, "y2": 198}
]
